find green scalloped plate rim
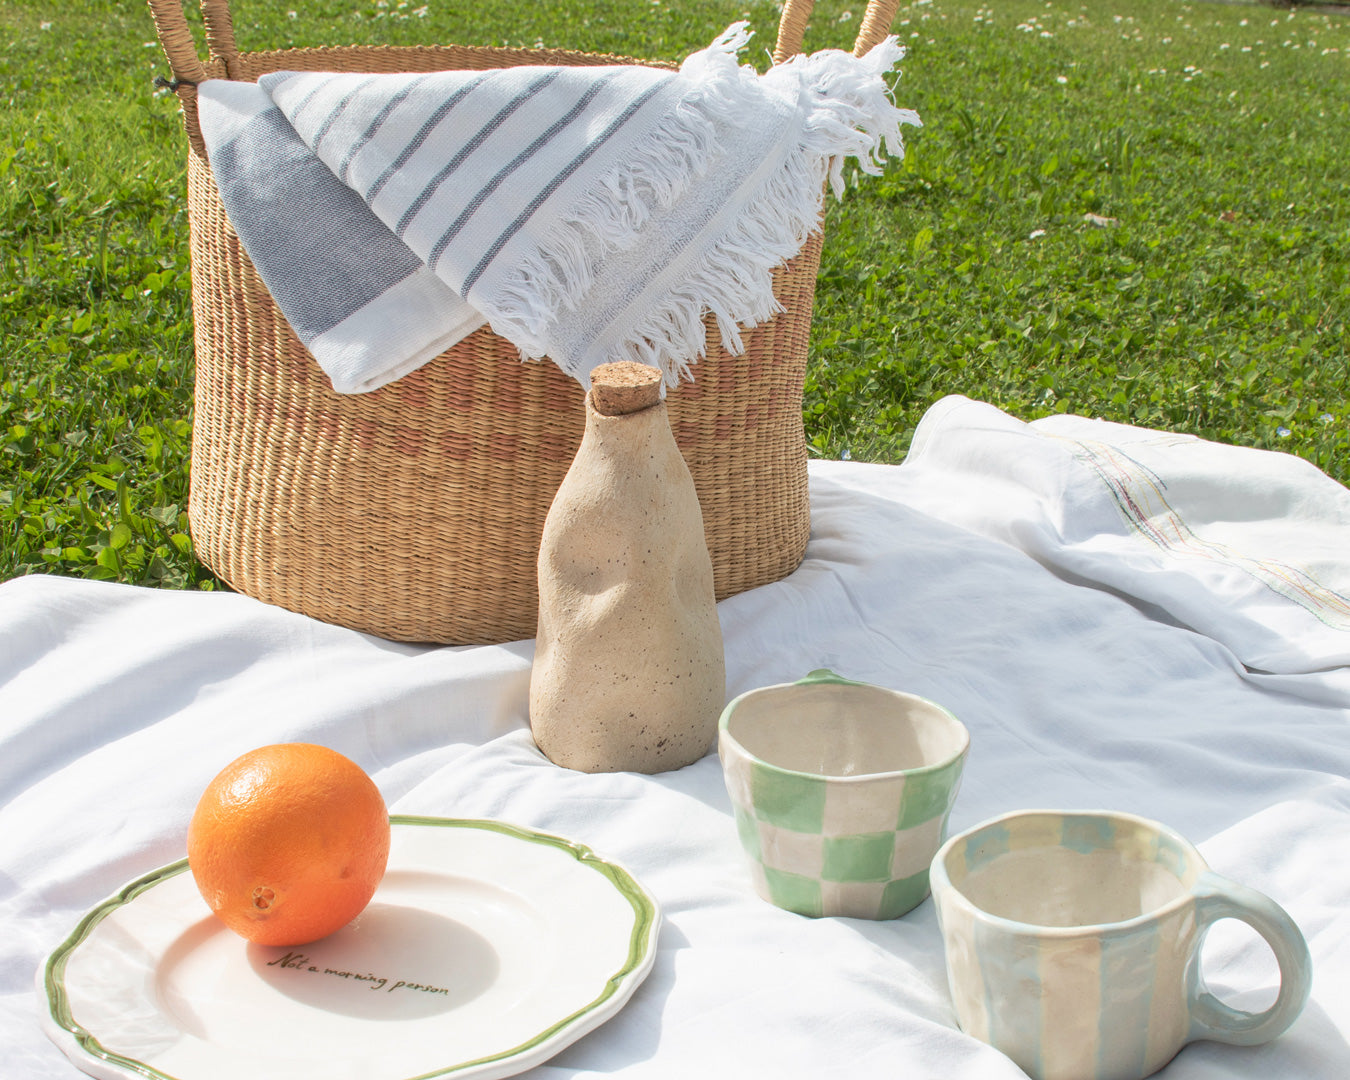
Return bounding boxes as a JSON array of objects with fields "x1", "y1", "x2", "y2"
[{"x1": 41, "y1": 814, "x2": 662, "y2": 1080}]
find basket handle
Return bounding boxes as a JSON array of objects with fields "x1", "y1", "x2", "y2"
[
  {"x1": 145, "y1": 0, "x2": 901, "y2": 153},
  {"x1": 773, "y1": 0, "x2": 903, "y2": 62},
  {"x1": 146, "y1": 0, "x2": 241, "y2": 82},
  {"x1": 146, "y1": 0, "x2": 901, "y2": 79}
]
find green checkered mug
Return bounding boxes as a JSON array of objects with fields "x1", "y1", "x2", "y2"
[{"x1": 718, "y1": 670, "x2": 969, "y2": 919}]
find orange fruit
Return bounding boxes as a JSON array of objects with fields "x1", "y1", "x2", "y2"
[{"x1": 187, "y1": 743, "x2": 390, "y2": 947}]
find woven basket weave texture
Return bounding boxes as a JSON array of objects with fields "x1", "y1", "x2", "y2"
[{"x1": 150, "y1": 0, "x2": 898, "y2": 643}]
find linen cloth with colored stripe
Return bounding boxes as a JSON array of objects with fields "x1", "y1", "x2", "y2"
[
  {"x1": 9, "y1": 397, "x2": 1350, "y2": 1079},
  {"x1": 195, "y1": 24, "x2": 919, "y2": 394}
]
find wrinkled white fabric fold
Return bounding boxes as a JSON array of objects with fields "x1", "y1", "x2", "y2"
[{"x1": 6, "y1": 399, "x2": 1350, "y2": 1078}]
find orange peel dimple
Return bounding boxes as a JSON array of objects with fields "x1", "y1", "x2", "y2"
[{"x1": 187, "y1": 743, "x2": 390, "y2": 947}]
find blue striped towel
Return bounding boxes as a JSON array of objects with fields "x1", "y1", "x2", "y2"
[{"x1": 196, "y1": 25, "x2": 918, "y2": 394}]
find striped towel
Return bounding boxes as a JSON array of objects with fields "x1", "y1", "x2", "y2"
[{"x1": 197, "y1": 24, "x2": 919, "y2": 394}]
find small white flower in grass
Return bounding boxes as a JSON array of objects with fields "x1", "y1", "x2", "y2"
[
  {"x1": 1057, "y1": 75, "x2": 1068, "y2": 83},
  {"x1": 1219, "y1": 43, "x2": 1229, "y2": 50},
  {"x1": 1029, "y1": 229, "x2": 1046, "y2": 239},
  {"x1": 1277, "y1": 427, "x2": 1291, "y2": 438},
  {"x1": 1242, "y1": 46, "x2": 1251, "y2": 52},
  {"x1": 1163, "y1": 36, "x2": 1172, "y2": 44},
  {"x1": 838, "y1": 10, "x2": 853, "y2": 22},
  {"x1": 39, "y1": 20, "x2": 52, "y2": 29},
  {"x1": 287, "y1": 9, "x2": 298, "y2": 18},
  {"x1": 1320, "y1": 413, "x2": 1335, "y2": 423},
  {"x1": 841, "y1": 448, "x2": 852, "y2": 461},
  {"x1": 1041, "y1": 31, "x2": 1053, "y2": 38},
  {"x1": 1260, "y1": 60, "x2": 1270, "y2": 68},
  {"x1": 1240, "y1": 18, "x2": 1248, "y2": 26},
  {"x1": 413, "y1": 4, "x2": 428, "y2": 13}
]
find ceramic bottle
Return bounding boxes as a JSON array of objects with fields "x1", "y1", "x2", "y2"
[{"x1": 530, "y1": 361, "x2": 726, "y2": 773}]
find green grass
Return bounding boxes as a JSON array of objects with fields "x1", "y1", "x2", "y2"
[{"x1": 1, "y1": 0, "x2": 1347, "y2": 590}]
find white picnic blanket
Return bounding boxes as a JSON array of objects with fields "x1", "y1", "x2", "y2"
[
  {"x1": 196, "y1": 25, "x2": 917, "y2": 393},
  {"x1": 3, "y1": 395, "x2": 1349, "y2": 1078}
]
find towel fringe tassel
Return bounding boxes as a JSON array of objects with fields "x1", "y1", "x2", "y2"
[{"x1": 486, "y1": 26, "x2": 921, "y2": 386}]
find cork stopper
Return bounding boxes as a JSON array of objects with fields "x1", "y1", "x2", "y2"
[{"x1": 590, "y1": 362, "x2": 663, "y2": 416}]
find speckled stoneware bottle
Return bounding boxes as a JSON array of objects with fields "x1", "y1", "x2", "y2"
[{"x1": 530, "y1": 361, "x2": 726, "y2": 774}]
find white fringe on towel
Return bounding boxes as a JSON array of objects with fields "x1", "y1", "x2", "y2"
[
  {"x1": 203, "y1": 24, "x2": 919, "y2": 392},
  {"x1": 493, "y1": 25, "x2": 921, "y2": 384}
]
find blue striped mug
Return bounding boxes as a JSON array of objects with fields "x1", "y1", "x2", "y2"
[{"x1": 930, "y1": 809, "x2": 1311, "y2": 1080}]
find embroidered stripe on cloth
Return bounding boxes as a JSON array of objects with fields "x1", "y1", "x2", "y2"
[{"x1": 195, "y1": 24, "x2": 919, "y2": 393}]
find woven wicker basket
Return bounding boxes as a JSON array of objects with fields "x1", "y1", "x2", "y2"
[{"x1": 147, "y1": 0, "x2": 900, "y2": 644}]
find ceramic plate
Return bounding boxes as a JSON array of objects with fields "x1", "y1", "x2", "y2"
[{"x1": 40, "y1": 816, "x2": 661, "y2": 1080}]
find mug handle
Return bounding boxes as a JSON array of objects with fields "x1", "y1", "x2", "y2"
[
  {"x1": 797, "y1": 669, "x2": 868, "y2": 686},
  {"x1": 1186, "y1": 870, "x2": 1312, "y2": 1046}
]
